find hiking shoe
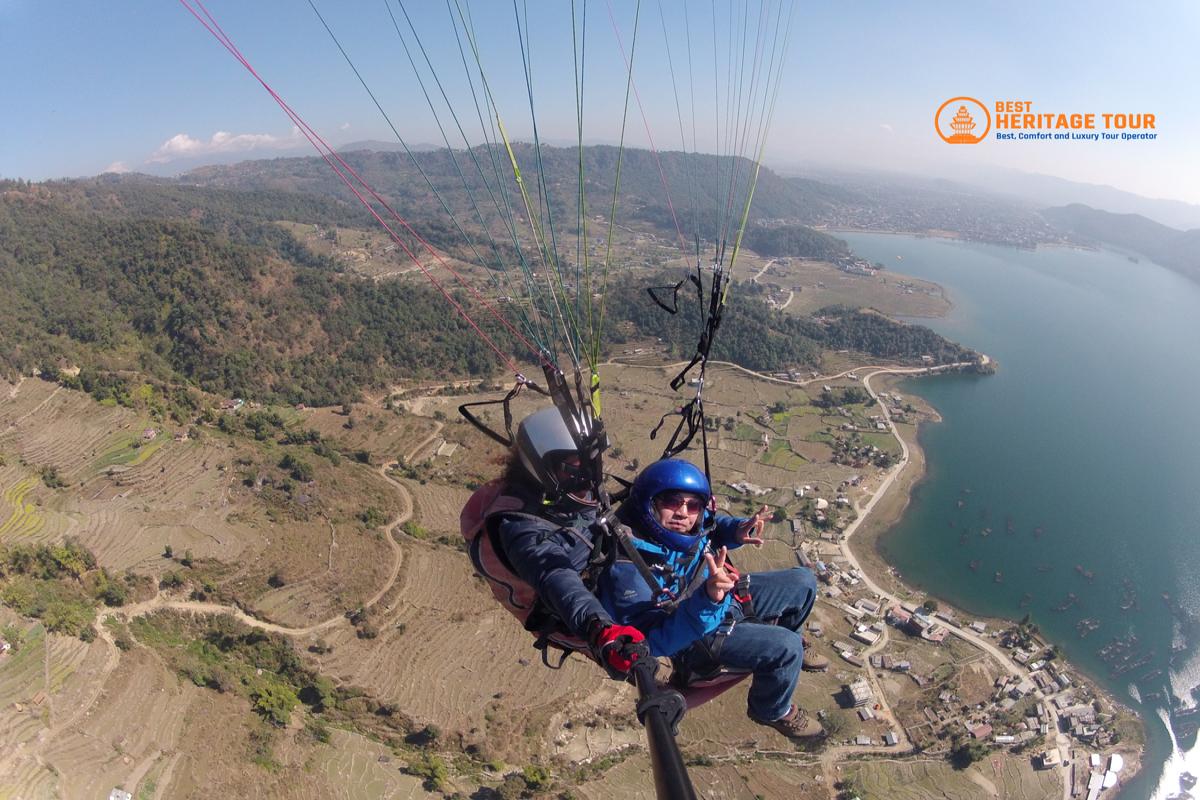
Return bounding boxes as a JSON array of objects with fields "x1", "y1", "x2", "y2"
[
  {"x1": 750, "y1": 705, "x2": 824, "y2": 739},
  {"x1": 802, "y1": 650, "x2": 830, "y2": 672},
  {"x1": 801, "y1": 637, "x2": 829, "y2": 672}
]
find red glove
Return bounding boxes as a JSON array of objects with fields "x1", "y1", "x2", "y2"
[{"x1": 592, "y1": 624, "x2": 646, "y2": 674}]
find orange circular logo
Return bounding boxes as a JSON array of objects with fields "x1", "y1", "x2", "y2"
[{"x1": 935, "y1": 97, "x2": 991, "y2": 144}]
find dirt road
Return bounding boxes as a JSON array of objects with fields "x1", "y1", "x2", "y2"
[{"x1": 108, "y1": 460, "x2": 414, "y2": 637}]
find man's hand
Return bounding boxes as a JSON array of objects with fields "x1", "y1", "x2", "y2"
[
  {"x1": 704, "y1": 546, "x2": 736, "y2": 602},
  {"x1": 736, "y1": 506, "x2": 770, "y2": 548},
  {"x1": 592, "y1": 624, "x2": 646, "y2": 675}
]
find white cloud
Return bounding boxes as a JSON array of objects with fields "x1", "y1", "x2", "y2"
[
  {"x1": 103, "y1": 161, "x2": 131, "y2": 174},
  {"x1": 340, "y1": 122, "x2": 351, "y2": 131},
  {"x1": 880, "y1": 123, "x2": 894, "y2": 134},
  {"x1": 147, "y1": 127, "x2": 304, "y2": 163}
]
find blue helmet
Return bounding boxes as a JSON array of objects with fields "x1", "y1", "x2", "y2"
[{"x1": 626, "y1": 459, "x2": 712, "y2": 552}]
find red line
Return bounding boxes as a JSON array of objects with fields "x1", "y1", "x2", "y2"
[
  {"x1": 193, "y1": 0, "x2": 542, "y2": 362},
  {"x1": 181, "y1": 0, "x2": 545, "y2": 374}
]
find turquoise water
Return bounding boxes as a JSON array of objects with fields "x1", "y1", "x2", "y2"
[{"x1": 839, "y1": 232, "x2": 1200, "y2": 800}]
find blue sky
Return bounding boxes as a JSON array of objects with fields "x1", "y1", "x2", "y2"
[{"x1": 2, "y1": 1, "x2": 1197, "y2": 206}]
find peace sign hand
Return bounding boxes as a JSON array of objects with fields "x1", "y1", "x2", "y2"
[
  {"x1": 704, "y1": 546, "x2": 736, "y2": 603},
  {"x1": 736, "y1": 505, "x2": 770, "y2": 548}
]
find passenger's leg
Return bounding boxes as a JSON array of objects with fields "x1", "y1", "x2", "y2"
[{"x1": 738, "y1": 567, "x2": 828, "y2": 671}]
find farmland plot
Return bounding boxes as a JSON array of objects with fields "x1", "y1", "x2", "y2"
[{"x1": 44, "y1": 648, "x2": 192, "y2": 800}]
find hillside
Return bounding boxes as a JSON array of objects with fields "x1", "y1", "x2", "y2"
[
  {"x1": 0, "y1": 176, "x2": 977, "y2": 410},
  {"x1": 0, "y1": 181, "x2": 507, "y2": 407},
  {"x1": 184, "y1": 143, "x2": 1065, "y2": 252},
  {"x1": 1042, "y1": 203, "x2": 1200, "y2": 282}
]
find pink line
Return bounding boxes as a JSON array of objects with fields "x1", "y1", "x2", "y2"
[{"x1": 181, "y1": 0, "x2": 545, "y2": 374}]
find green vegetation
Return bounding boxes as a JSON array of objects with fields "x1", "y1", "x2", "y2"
[
  {"x1": 744, "y1": 223, "x2": 851, "y2": 260},
  {"x1": 404, "y1": 753, "x2": 450, "y2": 792},
  {"x1": 0, "y1": 541, "x2": 136, "y2": 636},
  {"x1": 250, "y1": 681, "x2": 299, "y2": 727},
  {"x1": 1, "y1": 576, "x2": 95, "y2": 635},
  {"x1": 131, "y1": 611, "x2": 333, "y2": 728},
  {"x1": 0, "y1": 622, "x2": 26, "y2": 651},
  {"x1": 733, "y1": 423, "x2": 762, "y2": 442},
  {"x1": 803, "y1": 428, "x2": 837, "y2": 446},
  {"x1": 1, "y1": 174, "x2": 975, "y2": 407},
  {"x1": 859, "y1": 431, "x2": 901, "y2": 455},
  {"x1": 401, "y1": 520, "x2": 429, "y2": 540},
  {"x1": 950, "y1": 736, "x2": 990, "y2": 768},
  {"x1": 357, "y1": 506, "x2": 388, "y2": 528},
  {"x1": 816, "y1": 385, "x2": 873, "y2": 409},
  {"x1": 0, "y1": 181, "x2": 509, "y2": 406},
  {"x1": 39, "y1": 465, "x2": 65, "y2": 489},
  {"x1": 278, "y1": 453, "x2": 314, "y2": 483},
  {"x1": 614, "y1": 279, "x2": 976, "y2": 373},
  {"x1": 760, "y1": 438, "x2": 806, "y2": 470}
]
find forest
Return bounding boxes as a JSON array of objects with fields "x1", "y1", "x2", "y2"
[{"x1": 1, "y1": 167, "x2": 976, "y2": 411}]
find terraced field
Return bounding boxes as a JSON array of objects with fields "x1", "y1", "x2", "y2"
[
  {"x1": 0, "y1": 362, "x2": 1073, "y2": 799},
  {"x1": 300, "y1": 403, "x2": 438, "y2": 466},
  {"x1": 304, "y1": 729, "x2": 433, "y2": 800},
  {"x1": 0, "y1": 382, "x2": 271, "y2": 572},
  {"x1": 250, "y1": 515, "x2": 393, "y2": 627},
  {"x1": 315, "y1": 541, "x2": 632, "y2": 762},
  {"x1": 0, "y1": 472, "x2": 45, "y2": 542},
  {"x1": 44, "y1": 648, "x2": 193, "y2": 800},
  {"x1": 0, "y1": 378, "x2": 59, "y2": 433},
  {"x1": 846, "y1": 755, "x2": 1061, "y2": 799},
  {"x1": 5, "y1": 388, "x2": 134, "y2": 483},
  {"x1": 402, "y1": 480, "x2": 470, "y2": 537},
  {"x1": 0, "y1": 623, "x2": 49, "y2": 764}
]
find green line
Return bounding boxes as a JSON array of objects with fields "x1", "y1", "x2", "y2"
[
  {"x1": 387, "y1": 0, "x2": 555, "y2": 351},
  {"x1": 572, "y1": 0, "x2": 593, "y2": 369},
  {"x1": 594, "y1": 0, "x2": 642, "y2": 369},
  {"x1": 450, "y1": 0, "x2": 581, "y2": 363}
]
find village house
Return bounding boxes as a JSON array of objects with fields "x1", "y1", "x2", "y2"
[
  {"x1": 844, "y1": 677, "x2": 875, "y2": 708},
  {"x1": 969, "y1": 723, "x2": 993, "y2": 740}
]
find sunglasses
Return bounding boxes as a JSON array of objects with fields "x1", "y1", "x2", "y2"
[{"x1": 656, "y1": 493, "x2": 705, "y2": 513}]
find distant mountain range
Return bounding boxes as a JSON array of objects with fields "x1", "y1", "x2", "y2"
[
  {"x1": 962, "y1": 167, "x2": 1200, "y2": 231},
  {"x1": 1041, "y1": 204, "x2": 1200, "y2": 283},
  {"x1": 98, "y1": 143, "x2": 1200, "y2": 288},
  {"x1": 777, "y1": 162, "x2": 1200, "y2": 232}
]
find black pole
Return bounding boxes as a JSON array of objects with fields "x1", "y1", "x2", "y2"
[{"x1": 630, "y1": 656, "x2": 697, "y2": 800}]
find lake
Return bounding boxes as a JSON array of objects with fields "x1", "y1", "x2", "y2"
[{"x1": 838, "y1": 232, "x2": 1200, "y2": 800}]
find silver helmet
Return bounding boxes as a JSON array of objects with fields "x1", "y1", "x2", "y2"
[{"x1": 514, "y1": 407, "x2": 593, "y2": 504}]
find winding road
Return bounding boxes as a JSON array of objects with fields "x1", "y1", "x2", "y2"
[
  {"x1": 831, "y1": 363, "x2": 1070, "y2": 798},
  {"x1": 105, "y1": 460, "x2": 414, "y2": 637}
]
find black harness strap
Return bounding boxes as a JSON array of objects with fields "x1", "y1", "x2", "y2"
[{"x1": 458, "y1": 377, "x2": 548, "y2": 447}]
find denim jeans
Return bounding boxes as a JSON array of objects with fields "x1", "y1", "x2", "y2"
[{"x1": 675, "y1": 566, "x2": 818, "y2": 721}]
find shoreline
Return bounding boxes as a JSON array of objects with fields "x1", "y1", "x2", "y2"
[{"x1": 842, "y1": 368, "x2": 1147, "y2": 794}]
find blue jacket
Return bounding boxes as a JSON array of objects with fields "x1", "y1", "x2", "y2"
[
  {"x1": 496, "y1": 499, "x2": 613, "y2": 639},
  {"x1": 597, "y1": 514, "x2": 747, "y2": 658}
]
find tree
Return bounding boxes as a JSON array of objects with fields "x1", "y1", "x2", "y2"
[
  {"x1": 251, "y1": 681, "x2": 299, "y2": 726},
  {"x1": 951, "y1": 737, "x2": 989, "y2": 769},
  {"x1": 98, "y1": 577, "x2": 127, "y2": 606},
  {"x1": 836, "y1": 775, "x2": 865, "y2": 800},
  {"x1": 163, "y1": 544, "x2": 174, "y2": 559},
  {"x1": 843, "y1": 386, "x2": 870, "y2": 405},
  {"x1": 922, "y1": 598, "x2": 939, "y2": 613}
]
